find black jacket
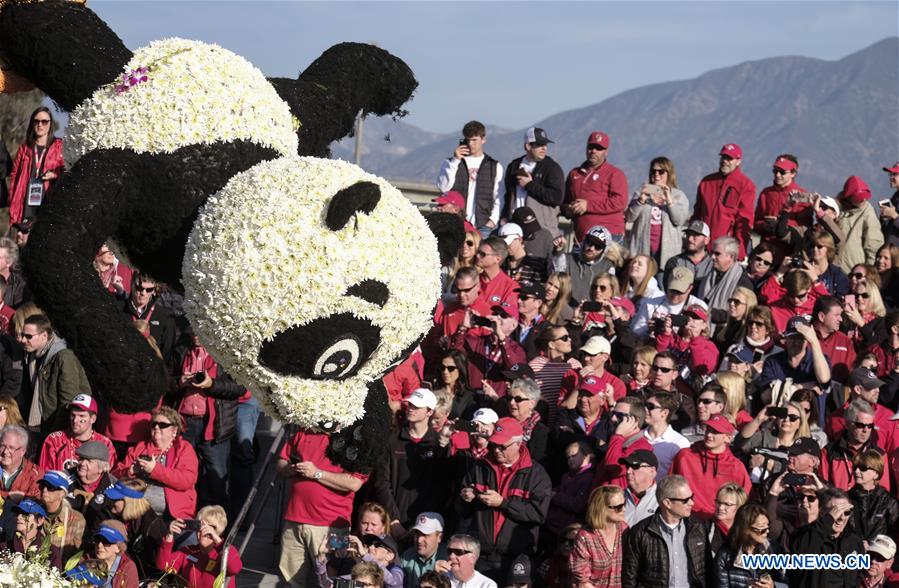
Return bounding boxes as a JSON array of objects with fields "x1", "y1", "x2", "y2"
[
  {"x1": 371, "y1": 425, "x2": 451, "y2": 527},
  {"x1": 788, "y1": 513, "x2": 864, "y2": 588},
  {"x1": 622, "y1": 512, "x2": 710, "y2": 588},
  {"x1": 0, "y1": 332, "x2": 22, "y2": 400},
  {"x1": 4, "y1": 269, "x2": 29, "y2": 309},
  {"x1": 122, "y1": 298, "x2": 177, "y2": 366},
  {"x1": 457, "y1": 448, "x2": 551, "y2": 559},
  {"x1": 502, "y1": 155, "x2": 565, "y2": 219},
  {"x1": 713, "y1": 542, "x2": 786, "y2": 588},
  {"x1": 848, "y1": 484, "x2": 899, "y2": 541},
  {"x1": 205, "y1": 369, "x2": 244, "y2": 443}
]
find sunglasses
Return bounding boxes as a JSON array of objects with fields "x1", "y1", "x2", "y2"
[
  {"x1": 852, "y1": 421, "x2": 875, "y2": 430},
  {"x1": 668, "y1": 495, "x2": 694, "y2": 504},
  {"x1": 476, "y1": 250, "x2": 495, "y2": 258},
  {"x1": 791, "y1": 291, "x2": 810, "y2": 300},
  {"x1": 19, "y1": 333, "x2": 38, "y2": 340},
  {"x1": 137, "y1": 286, "x2": 156, "y2": 293},
  {"x1": 748, "y1": 320, "x2": 767, "y2": 328},
  {"x1": 608, "y1": 502, "x2": 626, "y2": 512},
  {"x1": 447, "y1": 548, "x2": 472, "y2": 556},
  {"x1": 586, "y1": 144, "x2": 606, "y2": 151},
  {"x1": 33, "y1": 119, "x2": 51, "y2": 126},
  {"x1": 464, "y1": 240, "x2": 475, "y2": 246},
  {"x1": 698, "y1": 398, "x2": 720, "y2": 405},
  {"x1": 850, "y1": 272, "x2": 866, "y2": 280},
  {"x1": 650, "y1": 168, "x2": 668, "y2": 175},
  {"x1": 645, "y1": 402, "x2": 662, "y2": 412},
  {"x1": 799, "y1": 494, "x2": 818, "y2": 503},
  {"x1": 857, "y1": 292, "x2": 871, "y2": 299},
  {"x1": 650, "y1": 365, "x2": 675, "y2": 373},
  {"x1": 752, "y1": 257, "x2": 773, "y2": 267},
  {"x1": 624, "y1": 463, "x2": 652, "y2": 470},
  {"x1": 553, "y1": 334, "x2": 571, "y2": 342},
  {"x1": 772, "y1": 168, "x2": 792, "y2": 175},
  {"x1": 441, "y1": 365, "x2": 458, "y2": 372},
  {"x1": 456, "y1": 284, "x2": 477, "y2": 294},
  {"x1": 853, "y1": 464, "x2": 877, "y2": 473},
  {"x1": 727, "y1": 298, "x2": 746, "y2": 306},
  {"x1": 611, "y1": 411, "x2": 630, "y2": 420},
  {"x1": 750, "y1": 526, "x2": 771, "y2": 535},
  {"x1": 508, "y1": 396, "x2": 531, "y2": 404},
  {"x1": 488, "y1": 441, "x2": 516, "y2": 452},
  {"x1": 779, "y1": 414, "x2": 801, "y2": 422},
  {"x1": 151, "y1": 421, "x2": 174, "y2": 430}
]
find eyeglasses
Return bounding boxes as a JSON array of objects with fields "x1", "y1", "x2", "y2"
[
  {"x1": 798, "y1": 494, "x2": 818, "y2": 503},
  {"x1": 608, "y1": 502, "x2": 626, "y2": 512},
  {"x1": 850, "y1": 272, "x2": 866, "y2": 280},
  {"x1": 447, "y1": 548, "x2": 472, "y2": 557},
  {"x1": 752, "y1": 257, "x2": 773, "y2": 267},
  {"x1": 595, "y1": 284, "x2": 610, "y2": 291},
  {"x1": 811, "y1": 243, "x2": 827, "y2": 250},
  {"x1": 727, "y1": 298, "x2": 746, "y2": 306},
  {"x1": 710, "y1": 250, "x2": 726, "y2": 257},
  {"x1": 150, "y1": 421, "x2": 174, "y2": 430},
  {"x1": 645, "y1": 402, "x2": 662, "y2": 412},
  {"x1": 750, "y1": 526, "x2": 770, "y2": 535},
  {"x1": 583, "y1": 240, "x2": 603, "y2": 250},
  {"x1": 791, "y1": 291, "x2": 810, "y2": 300},
  {"x1": 456, "y1": 284, "x2": 477, "y2": 294},
  {"x1": 611, "y1": 411, "x2": 629, "y2": 420},
  {"x1": 552, "y1": 334, "x2": 571, "y2": 342},
  {"x1": 441, "y1": 365, "x2": 458, "y2": 372},
  {"x1": 668, "y1": 495, "x2": 694, "y2": 504},
  {"x1": 779, "y1": 414, "x2": 801, "y2": 422},
  {"x1": 624, "y1": 463, "x2": 652, "y2": 470},
  {"x1": 476, "y1": 250, "x2": 495, "y2": 258},
  {"x1": 851, "y1": 421, "x2": 875, "y2": 430},
  {"x1": 715, "y1": 500, "x2": 737, "y2": 508},
  {"x1": 650, "y1": 365, "x2": 675, "y2": 373},
  {"x1": 650, "y1": 168, "x2": 668, "y2": 176},
  {"x1": 838, "y1": 507, "x2": 854, "y2": 518},
  {"x1": 33, "y1": 119, "x2": 51, "y2": 126},
  {"x1": 772, "y1": 168, "x2": 791, "y2": 175},
  {"x1": 508, "y1": 396, "x2": 531, "y2": 404},
  {"x1": 698, "y1": 398, "x2": 720, "y2": 405},
  {"x1": 95, "y1": 537, "x2": 114, "y2": 546},
  {"x1": 0, "y1": 444, "x2": 24, "y2": 453},
  {"x1": 748, "y1": 320, "x2": 766, "y2": 328},
  {"x1": 137, "y1": 286, "x2": 156, "y2": 293}
]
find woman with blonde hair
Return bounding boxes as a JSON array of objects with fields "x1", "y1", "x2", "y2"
[
  {"x1": 541, "y1": 272, "x2": 574, "y2": 324},
  {"x1": 443, "y1": 229, "x2": 481, "y2": 293},
  {"x1": 569, "y1": 485, "x2": 627, "y2": 586},
  {"x1": 621, "y1": 346, "x2": 657, "y2": 396},
  {"x1": 0, "y1": 396, "x2": 24, "y2": 429},
  {"x1": 844, "y1": 278, "x2": 887, "y2": 347},
  {"x1": 713, "y1": 286, "x2": 757, "y2": 353},
  {"x1": 716, "y1": 371, "x2": 752, "y2": 428},
  {"x1": 12, "y1": 300, "x2": 42, "y2": 336},
  {"x1": 735, "y1": 401, "x2": 809, "y2": 481},
  {"x1": 619, "y1": 254, "x2": 661, "y2": 305},
  {"x1": 711, "y1": 483, "x2": 749, "y2": 556}
]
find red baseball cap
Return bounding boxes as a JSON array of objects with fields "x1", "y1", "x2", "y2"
[
  {"x1": 705, "y1": 414, "x2": 736, "y2": 434},
  {"x1": 578, "y1": 376, "x2": 604, "y2": 396},
  {"x1": 883, "y1": 162, "x2": 899, "y2": 174},
  {"x1": 491, "y1": 301, "x2": 520, "y2": 321},
  {"x1": 433, "y1": 191, "x2": 465, "y2": 209},
  {"x1": 683, "y1": 305, "x2": 708, "y2": 322},
  {"x1": 69, "y1": 394, "x2": 98, "y2": 414},
  {"x1": 719, "y1": 143, "x2": 743, "y2": 159},
  {"x1": 773, "y1": 157, "x2": 797, "y2": 171},
  {"x1": 609, "y1": 296, "x2": 635, "y2": 316},
  {"x1": 838, "y1": 176, "x2": 871, "y2": 204},
  {"x1": 587, "y1": 131, "x2": 610, "y2": 149},
  {"x1": 489, "y1": 417, "x2": 524, "y2": 445}
]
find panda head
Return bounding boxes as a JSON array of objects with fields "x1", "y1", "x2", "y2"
[{"x1": 183, "y1": 156, "x2": 446, "y2": 430}]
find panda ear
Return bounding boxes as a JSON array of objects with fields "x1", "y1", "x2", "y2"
[{"x1": 422, "y1": 212, "x2": 466, "y2": 267}]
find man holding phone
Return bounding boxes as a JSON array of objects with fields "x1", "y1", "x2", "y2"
[
  {"x1": 502, "y1": 128, "x2": 565, "y2": 238},
  {"x1": 880, "y1": 161, "x2": 899, "y2": 246}
]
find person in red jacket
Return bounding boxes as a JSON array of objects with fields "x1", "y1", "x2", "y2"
[
  {"x1": 563, "y1": 131, "x2": 628, "y2": 243},
  {"x1": 422, "y1": 267, "x2": 492, "y2": 367},
  {"x1": 670, "y1": 414, "x2": 751, "y2": 519},
  {"x1": 7, "y1": 106, "x2": 65, "y2": 225},
  {"x1": 754, "y1": 154, "x2": 811, "y2": 242},
  {"x1": 476, "y1": 236, "x2": 520, "y2": 309},
  {"x1": 112, "y1": 406, "x2": 199, "y2": 520},
  {"x1": 811, "y1": 295, "x2": 856, "y2": 385},
  {"x1": 820, "y1": 400, "x2": 890, "y2": 493},
  {"x1": 158, "y1": 505, "x2": 242, "y2": 588},
  {"x1": 39, "y1": 394, "x2": 116, "y2": 472},
  {"x1": 593, "y1": 397, "x2": 652, "y2": 489},
  {"x1": 826, "y1": 368, "x2": 896, "y2": 455},
  {"x1": 654, "y1": 304, "x2": 720, "y2": 377},
  {"x1": 763, "y1": 269, "x2": 828, "y2": 334},
  {"x1": 0, "y1": 424, "x2": 41, "y2": 500},
  {"x1": 692, "y1": 143, "x2": 756, "y2": 260}
]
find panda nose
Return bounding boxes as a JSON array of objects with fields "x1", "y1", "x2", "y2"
[{"x1": 258, "y1": 313, "x2": 381, "y2": 381}]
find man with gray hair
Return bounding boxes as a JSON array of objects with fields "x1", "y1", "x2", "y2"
[
  {"x1": 820, "y1": 399, "x2": 888, "y2": 491},
  {"x1": 694, "y1": 236, "x2": 753, "y2": 328},
  {"x1": 505, "y1": 377, "x2": 548, "y2": 462},
  {"x1": 434, "y1": 534, "x2": 496, "y2": 588},
  {"x1": 458, "y1": 417, "x2": 550, "y2": 582},
  {"x1": 0, "y1": 424, "x2": 41, "y2": 499},
  {"x1": 622, "y1": 474, "x2": 709, "y2": 588}
]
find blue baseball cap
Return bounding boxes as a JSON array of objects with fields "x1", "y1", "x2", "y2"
[
  {"x1": 12, "y1": 498, "x2": 46, "y2": 518},
  {"x1": 94, "y1": 525, "x2": 127, "y2": 544},
  {"x1": 725, "y1": 344, "x2": 755, "y2": 365},
  {"x1": 65, "y1": 564, "x2": 104, "y2": 586},
  {"x1": 39, "y1": 470, "x2": 71, "y2": 491},
  {"x1": 104, "y1": 481, "x2": 145, "y2": 501}
]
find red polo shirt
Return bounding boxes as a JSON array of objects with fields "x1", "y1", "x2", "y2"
[{"x1": 564, "y1": 161, "x2": 628, "y2": 238}]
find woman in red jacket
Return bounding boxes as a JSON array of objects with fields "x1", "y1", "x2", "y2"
[
  {"x1": 90, "y1": 521, "x2": 139, "y2": 588},
  {"x1": 112, "y1": 406, "x2": 199, "y2": 520},
  {"x1": 157, "y1": 505, "x2": 243, "y2": 588},
  {"x1": 654, "y1": 304, "x2": 720, "y2": 378},
  {"x1": 8, "y1": 106, "x2": 65, "y2": 225}
]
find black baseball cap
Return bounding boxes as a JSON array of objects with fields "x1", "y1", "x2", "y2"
[
  {"x1": 618, "y1": 449, "x2": 658, "y2": 469},
  {"x1": 502, "y1": 363, "x2": 536, "y2": 381}
]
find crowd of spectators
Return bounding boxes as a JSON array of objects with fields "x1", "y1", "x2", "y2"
[{"x1": 1, "y1": 109, "x2": 899, "y2": 588}]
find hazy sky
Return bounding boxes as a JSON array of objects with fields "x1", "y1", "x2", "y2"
[{"x1": 91, "y1": 1, "x2": 898, "y2": 134}]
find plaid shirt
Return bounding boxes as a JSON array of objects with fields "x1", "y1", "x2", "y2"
[{"x1": 568, "y1": 522, "x2": 626, "y2": 587}]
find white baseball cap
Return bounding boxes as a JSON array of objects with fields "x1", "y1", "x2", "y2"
[
  {"x1": 406, "y1": 388, "x2": 437, "y2": 410},
  {"x1": 867, "y1": 534, "x2": 896, "y2": 560},
  {"x1": 819, "y1": 195, "x2": 840, "y2": 214},
  {"x1": 412, "y1": 512, "x2": 444, "y2": 535},
  {"x1": 472, "y1": 407, "x2": 499, "y2": 425},
  {"x1": 497, "y1": 223, "x2": 523, "y2": 245}
]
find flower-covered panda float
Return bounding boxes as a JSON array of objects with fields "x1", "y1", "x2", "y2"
[{"x1": 0, "y1": 0, "x2": 462, "y2": 471}]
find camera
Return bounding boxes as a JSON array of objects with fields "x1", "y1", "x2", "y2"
[
  {"x1": 334, "y1": 580, "x2": 364, "y2": 588},
  {"x1": 328, "y1": 533, "x2": 350, "y2": 550},
  {"x1": 790, "y1": 256, "x2": 806, "y2": 269},
  {"x1": 192, "y1": 372, "x2": 205, "y2": 384},
  {"x1": 454, "y1": 420, "x2": 479, "y2": 433},
  {"x1": 783, "y1": 473, "x2": 810, "y2": 486},
  {"x1": 471, "y1": 315, "x2": 494, "y2": 328},
  {"x1": 767, "y1": 406, "x2": 788, "y2": 419},
  {"x1": 183, "y1": 519, "x2": 202, "y2": 532},
  {"x1": 791, "y1": 191, "x2": 815, "y2": 204}
]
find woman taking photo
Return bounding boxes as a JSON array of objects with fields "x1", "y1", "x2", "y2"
[
  {"x1": 8, "y1": 106, "x2": 65, "y2": 225},
  {"x1": 158, "y1": 505, "x2": 242, "y2": 588},
  {"x1": 542, "y1": 272, "x2": 574, "y2": 325},
  {"x1": 713, "y1": 287, "x2": 757, "y2": 354},
  {"x1": 654, "y1": 304, "x2": 720, "y2": 378},
  {"x1": 714, "y1": 504, "x2": 785, "y2": 588},
  {"x1": 624, "y1": 157, "x2": 690, "y2": 271},
  {"x1": 432, "y1": 350, "x2": 475, "y2": 420},
  {"x1": 113, "y1": 406, "x2": 199, "y2": 520},
  {"x1": 735, "y1": 402, "x2": 810, "y2": 481},
  {"x1": 569, "y1": 485, "x2": 627, "y2": 587}
]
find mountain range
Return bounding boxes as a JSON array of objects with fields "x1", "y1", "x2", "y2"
[{"x1": 332, "y1": 37, "x2": 899, "y2": 201}]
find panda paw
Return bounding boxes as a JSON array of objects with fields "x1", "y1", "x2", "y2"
[{"x1": 324, "y1": 380, "x2": 391, "y2": 473}]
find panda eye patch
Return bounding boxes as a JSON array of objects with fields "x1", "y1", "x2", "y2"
[
  {"x1": 325, "y1": 181, "x2": 381, "y2": 231},
  {"x1": 345, "y1": 280, "x2": 390, "y2": 308},
  {"x1": 258, "y1": 313, "x2": 381, "y2": 381}
]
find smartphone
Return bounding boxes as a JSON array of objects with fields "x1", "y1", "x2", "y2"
[
  {"x1": 843, "y1": 294, "x2": 856, "y2": 308},
  {"x1": 783, "y1": 473, "x2": 809, "y2": 486},
  {"x1": 791, "y1": 191, "x2": 815, "y2": 204},
  {"x1": 138, "y1": 454, "x2": 152, "y2": 461},
  {"x1": 642, "y1": 183, "x2": 664, "y2": 198},
  {"x1": 328, "y1": 533, "x2": 350, "y2": 550},
  {"x1": 458, "y1": 138, "x2": 469, "y2": 147},
  {"x1": 454, "y1": 420, "x2": 479, "y2": 433},
  {"x1": 752, "y1": 349, "x2": 765, "y2": 363},
  {"x1": 880, "y1": 199, "x2": 894, "y2": 208},
  {"x1": 471, "y1": 315, "x2": 494, "y2": 328},
  {"x1": 183, "y1": 519, "x2": 202, "y2": 532},
  {"x1": 767, "y1": 406, "x2": 789, "y2": 419},
  {"x1": 581, "y1": 301, "x2": 604, "y2": 312},
  {"x1": 516, "y1": 167, "x2": 529, "y2": 177}
]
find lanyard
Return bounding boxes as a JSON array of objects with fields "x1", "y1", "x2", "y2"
[{"x1": 32, "y1": 145, "x2": 48, "y2": 180}]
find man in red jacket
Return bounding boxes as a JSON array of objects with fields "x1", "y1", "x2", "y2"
[
  {"x1": 692, "y1": 143, "x2": 756, "y2": 260},
  {"x1": 593, "y1": 397, "x2": 652, "y2": 489},
  {"x1": 562, "y1": 131, "x2": 628, "y2": 243},
  {"x1": 754, "y1": 154, "x2": 811, "y2": 242},
  {"x1": 670, "y1": 414, "x2": 751, "y2": 519},
  {"x1": 826, "y1": 367, "x2": 896, "y2": 455},
  {"x1": 811, "y1": 295, "x2": 856, "y2": 384},
  {"x1": 476, "y1": 236, "x2": 519, "y2": 308}
]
